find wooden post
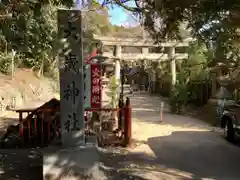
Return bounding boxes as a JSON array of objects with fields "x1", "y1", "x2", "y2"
[
  {"x1": 124, "y1": 97, "x2": 132, "y2": 146},
  {"x1": 28, "y1": 116, "x2": 31, "y2": 140},
  {"x1": 34, "y1": 118, "x2": 37, "y2": 136},
  {"x1": 48, "y1": 120, "x2": 51, "y2": 142},
  {"x1": 118, "y1": 68, "x2": 124, "y2": 130},
  {"x1": 160, "y1": 101, "x2": 164, "y2": 122},
  {"x1": 211, "y1": 72, "x2": 217, "y2": 97},
  {"x1": 19, "y1": 112, "x2": 23, "y2": 135},
  {"x1": 118, "y1": 98, "x2": 123, "y2": 130},
  {"x1": 41, "y1": 112, "x2": 44, "y2": 146}
]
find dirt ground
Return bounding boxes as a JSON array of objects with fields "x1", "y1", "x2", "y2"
[
  {"x1": 0, "y1": 69, "x2": 57, "y2": 180},
  {"x1": 0, "y1": 149, "x2": 43, "y2": 180},
  {"x1": 0, "y1": 68, "x2": 58, "y2": 138},
  {"x1": 98, "y1": 93, "x2": 240, "y2": 180},
  {"x1": 41, "y1": 93, "x2": 240, "y2": 180}
]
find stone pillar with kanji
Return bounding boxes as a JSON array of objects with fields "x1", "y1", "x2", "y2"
[{"x1": 58, "y1": 9, "x2": 85, "y2": 147}]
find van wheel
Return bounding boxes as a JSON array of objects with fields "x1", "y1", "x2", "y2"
[{"x1": 224, "y1": 119, "x2": 235, "y2": 142}]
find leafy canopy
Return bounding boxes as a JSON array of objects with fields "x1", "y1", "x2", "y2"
[
  {"x1": 103, "y1": 0, "x2": 240, "y2": 40},
  {"x1": 104, "y1": 0, "x2": 240, "y2": 68}
]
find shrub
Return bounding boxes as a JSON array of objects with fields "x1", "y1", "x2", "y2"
[{"x1": 0, "y1": 52, "x2": 21, "y2": 75}]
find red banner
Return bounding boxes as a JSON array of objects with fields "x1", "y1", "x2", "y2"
[{"x1": 90, "y1": 64, "x2": 101, "y2": 108}]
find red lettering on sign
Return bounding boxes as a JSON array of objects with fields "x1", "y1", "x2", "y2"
[{"x1": 90, "y1": 64, "x2": 101, "y2": 108}]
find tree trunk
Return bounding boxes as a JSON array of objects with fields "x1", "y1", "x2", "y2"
[{"x1": 37, "y1": 59, "x2": 44, "y2": 77}]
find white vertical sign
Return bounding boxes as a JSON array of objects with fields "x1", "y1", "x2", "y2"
[{"x1": 84, "y1": 64, "x2": 91, "y2": 108}]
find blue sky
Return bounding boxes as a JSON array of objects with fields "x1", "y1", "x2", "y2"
[
  {"x1": 75, "y1": 0, "x2": 138, "y2": 26},
  {"x1": 97, "y1": 0, "x2": 138, "y2": 26}
]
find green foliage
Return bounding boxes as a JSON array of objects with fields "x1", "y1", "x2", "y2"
[
  {"x1": 157, "y1": 41, "x2": 211, "y2": 82},
  {"x1": 106, "y1": 75, "x2": 119, "y2": 107},
  {"x1": 84, "y1": 2, "x2": 112, "y2": 36},
  {"x1": 171, "y1": 83, "x2": 189, "y2": 105},
  {"x1": 182, "y1": 42, "x2": 210, "y2": 81},
  {"x1": 0, "y1": 51, "x2": 22, "y2": 74},
  {"x1": 0, "y1": 0, "x2": 141, "y2": 78},
  {"x1": 170, "y1": 41, "x2": 211, "y2": 107},
  {"x1": 0, "y1": 1, "x2": 63, "y2": 75},
  {"x1": 0, "y1": 52, "x2": 13, "y2": 74},
  {"x1": 109, "y1": 0, "x2": 240, "y2": 69},
  {"x1": 109, "y1": 0, "x2": 240, "y2": 40},
  {"x1": 0, "y1": 0, "x2": 109, "y2": 77}
]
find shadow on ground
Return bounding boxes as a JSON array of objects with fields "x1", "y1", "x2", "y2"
[
  {"x1": 147, "y1": 131, "x2": 240, "y2": 180},
  {"x1": 99, "y1": 149, "x2": 189, "y2": 180},
  {"x1": 0, "y1": 149, "x2": 43, "y2": 180},
  {"x1": 0, "y1": 117, "x2": 19, "y2": 138},
  {"x1": 99, "y1": 131, "x2": 240, "y2": 180},
  {"x1": 43, "y1": 145, "x2": 153, "y2": 180},
  {"x1": 1, "y1": 132, "x2": 240, "y2": 179}
]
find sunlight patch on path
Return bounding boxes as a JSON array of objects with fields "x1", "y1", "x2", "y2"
[
  {"x1": 128, "y1": 143, "x2": 157, "y2": 159},
  {"x1": 132, "y1": 107, "x2": 156, "y2": 112},
  {"x1": 131, "y1": 169, "x2": 193, "y2": 180},
  {"x1": 132, "y1": 118, "x2": 210, "y2": 143}
]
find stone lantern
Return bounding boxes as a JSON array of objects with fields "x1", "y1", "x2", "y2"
[
  {"x1": 210, "y1": 64, "x2": 229, "y2": 98},
  {"x1": 199, "y1": 64, "x2": 230, "y2": 125}
]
